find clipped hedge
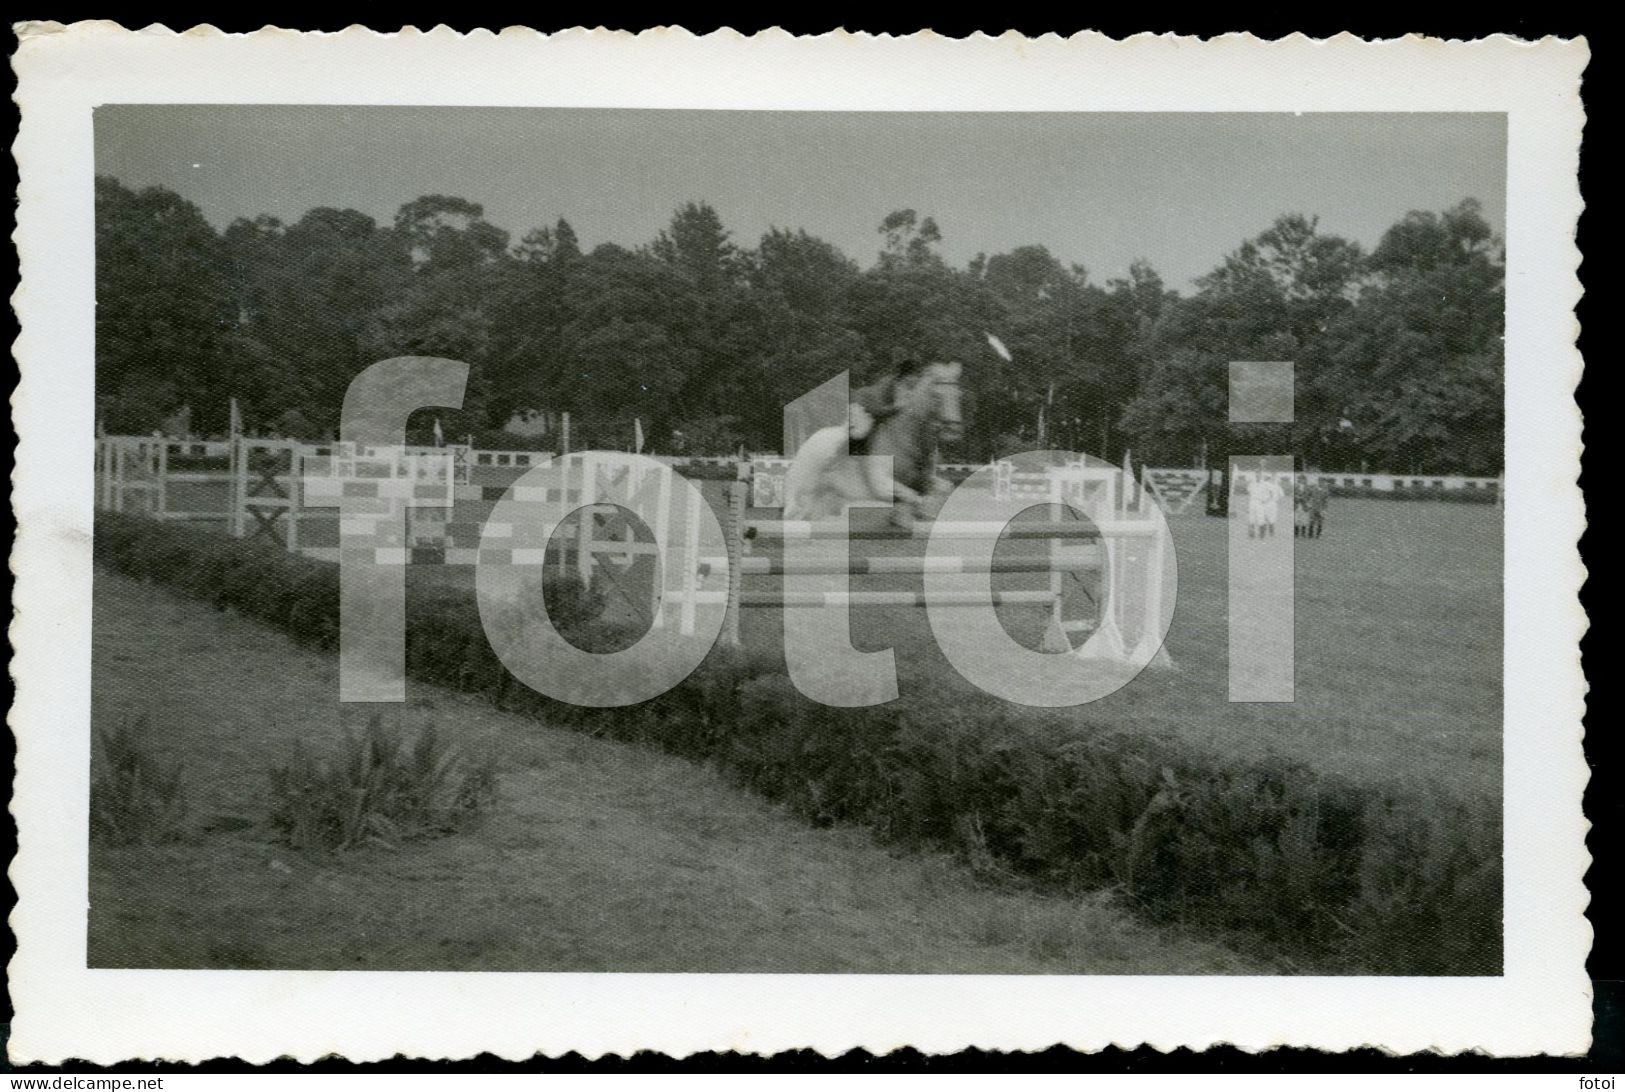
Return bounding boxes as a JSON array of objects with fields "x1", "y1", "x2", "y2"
[{"x1": 94, "y1": 512, "x2": 1502, "y2": 973}]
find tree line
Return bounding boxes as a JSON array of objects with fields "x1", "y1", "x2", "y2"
[{"x1": 95, "y1": 175, "x2": 1504, "y2": 474}]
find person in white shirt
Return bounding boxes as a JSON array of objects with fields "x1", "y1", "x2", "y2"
[{"x1": 1247, "y1": 474, "x2": 1285, "y2": 538}]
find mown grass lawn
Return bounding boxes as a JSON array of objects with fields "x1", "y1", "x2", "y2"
[
  {"x1": 725, "y1": 497, "x2": 1501, "y2": 799},
  {"x1": 89, "y1": 571, "x2": 1257, "y2": 973}
]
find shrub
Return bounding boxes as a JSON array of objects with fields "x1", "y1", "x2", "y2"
[
  {"x1": 521, "y1": 571, "x2": 604, "y2": 630},
  {"x1": 90, "y1": 716, "x2": 190, "y2": 846},
  {"x1": 266, "y1": 716, "x2": 499, "y2": 852},
  {"x1": 478, "y1": 572, "x2": 610, "y2": 651}
]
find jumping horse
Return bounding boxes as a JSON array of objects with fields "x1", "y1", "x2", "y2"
[{"x1": 780, "y1": 361, "x2": 964, "y2": 527}]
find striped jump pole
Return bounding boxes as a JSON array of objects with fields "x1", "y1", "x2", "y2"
[
  {"x1": 686, "y1": 464, "x2": 1175, "y2": 667},
  {"x1": 723, "y1": 478, "x2": 746, "y2": 646},
  {"x1": 742, "y1": 520, "x2": 1154, "y2": 541},
  {"x1": 700, "y1": 548, "x2": 1103, "y2": 577},
  {"x1": 690, "y1": 480, "x2": 1105, "y2": 646},
  {"x1": 739, "y1": 590, "x2": 1061, "y2": 609}
]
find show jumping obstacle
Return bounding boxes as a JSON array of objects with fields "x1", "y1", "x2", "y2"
[
  {"x1": 95, "y1": 434, "x2": 1176, "y2": 667},
  {"x1": 1141, "y1": 468, "x2": 1210, "y2": 514},
  {"x1": 95, "y1": 435, "x2": 669, "y2": 590},
  {"x1": 655, "y1": 462, "x2": 1175, "y2": 667}
]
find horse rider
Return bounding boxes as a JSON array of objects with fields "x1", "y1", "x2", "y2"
[{"x1": 849, "y1": 352, "x2": 927, "y2": 450}]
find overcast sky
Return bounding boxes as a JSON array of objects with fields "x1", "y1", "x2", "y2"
[{"x1": 95, "y1": 107, "x2": 1505, "y2": 290}]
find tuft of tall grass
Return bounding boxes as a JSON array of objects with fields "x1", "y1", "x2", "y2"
[
  {"x1": 267, "y1": 716, "x2": 499, "y2": 852},
  {"x1": 90, "y1": 716, "x2": 190, "y2": 846}
]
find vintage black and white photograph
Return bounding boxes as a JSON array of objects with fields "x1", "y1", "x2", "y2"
[
  {"x1": 82, "y1": 101, "x2": 1514, "y2": 972},
  {"x1": 11, "y1": 27, "x2": 1587, "y2": 1062}
]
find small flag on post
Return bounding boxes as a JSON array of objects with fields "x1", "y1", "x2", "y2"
[
  {"x1": 433, "y1": 417, "x2": 445, "y2": 447},
  {"x1": 985, "y1": 333, "x2": 1012, "y2": 361},
  {"x1": 634, "y1": 417, "x2": 645, "y2": 454}
]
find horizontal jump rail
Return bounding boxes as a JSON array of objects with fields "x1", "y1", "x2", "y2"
[
  {"x1": 738, "y1": 590, "x2": 1059, "y2": 609},
  {"x1": 743, "y1": 520, "x2": 1156, "y2": 541},
  {"x1": 162, "y1": 511, "x2": 237, "y2": 522},
  {"x1": 702, "y1": 549, "x2": 1102, "y2": 576},
  {"x1": 163, "y1": 470, "x2": 234, "y2": 483}
]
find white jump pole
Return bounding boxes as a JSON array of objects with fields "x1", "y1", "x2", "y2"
[{"x1": 726, "y1": 480, "x2": 746, "y2": 646}]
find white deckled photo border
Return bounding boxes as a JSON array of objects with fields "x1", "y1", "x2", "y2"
[{"x1": 9, "y1": 24, "x2": 1589, "y2": 1063}]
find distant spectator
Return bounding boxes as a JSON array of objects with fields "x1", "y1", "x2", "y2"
[{"x1": 1307, "y1": 480, "x2": 1331, "y2": 538}]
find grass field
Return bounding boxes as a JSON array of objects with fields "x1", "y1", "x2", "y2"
[
  {"x1": 719, "y1": 497, "x2": 1502, "y2": 798},
  {"x1": 88, "y1": 495, "x2": 1499, "y2": 971},
  {"x1": 89, "y1": 571, "x2": 1257, "y2": 973}
]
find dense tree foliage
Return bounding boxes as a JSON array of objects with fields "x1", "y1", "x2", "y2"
[{"x1": 95, "y1": 175, "x2": 1504, "y2": 473}]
